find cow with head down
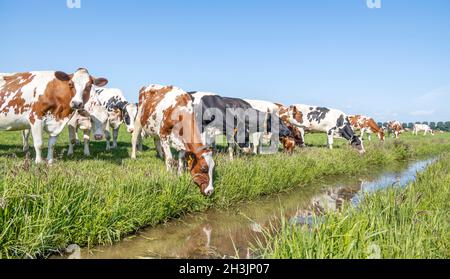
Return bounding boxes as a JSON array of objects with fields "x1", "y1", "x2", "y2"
[
  {"x1": 387, "y1": 121, "x2": 404, "y2": 138},
  {"x1": 131, "y1": 84, "x2": 215, "y2": 196},
  {"x1": 413, "y1": 123, "x2": 434, "y2": 136},
  {"x1": 348, "y1": 115, "x2": 385, "y2": 142},
  {"x1": 245, "y1": 99, "x2": 305, "y2": 152},
  {"x1": 291, "y1": 105, "x2": 365, "y2": 154},
  {"x1": 0, "y1": 69, "x2": 108, "y2": 164}
]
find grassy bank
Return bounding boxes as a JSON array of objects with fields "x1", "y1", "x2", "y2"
[
  {"x1": 0, "y1": 129, "x2": 449, "y2": 258},
  {"x1": 257, "y1": 154, "x2": 450, "y2": 259}
]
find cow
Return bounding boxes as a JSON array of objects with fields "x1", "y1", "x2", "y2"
[
  {"x1": 413, "y1": 124, "x2": 434, "y2": 136},
  {"x1": 66, "y1": 93, "x2": 110, "y2": 157},
  {"x1": 131, "y1": 84, "x2": 215, "y2": 196},
  {"x1": 348, "y1": 115, "x2": 385, "y2": 142},
  {"x1": 95, "y1": 88, "x2": 138, "y2": 150},
  {"x1": 291, "y1": 105, "x2": 365, "y2": 153},
  {"x1": 0, "y1": 69, "x2": 108, "y2": 164},
  {"x1": 387, "y1": 121, "x2": 404, "y2": 138},
  {"x1": 189, "y1": 92, "x2": 294, "y2": 159},
  {"x1": 244, "y1": 99, "x2": 305, "y2": 149}
]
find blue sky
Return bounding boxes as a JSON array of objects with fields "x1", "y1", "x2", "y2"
[{"x1": 1, "y1": 0, "x2": 449, "y2": 122}]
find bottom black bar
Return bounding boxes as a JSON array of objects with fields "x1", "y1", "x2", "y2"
[{"x1": 0, "y1": 260, "x2": 447, "y2": 278}]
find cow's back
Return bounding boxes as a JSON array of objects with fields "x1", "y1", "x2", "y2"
[
  {"x1": 0, "y1": 72, "x2": 54, "y2": 130},
  {"x1": 294, "y1": 104, "x2": 347, "y2": 132}
]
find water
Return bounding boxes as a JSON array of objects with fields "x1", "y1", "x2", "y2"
[{"x1": 56, "y1": 158, "x2": 435, "y2": 259}]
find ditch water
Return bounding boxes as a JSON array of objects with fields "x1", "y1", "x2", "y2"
[{"x1": 57, "y1": 158, "x2": 436, "y2": 259}]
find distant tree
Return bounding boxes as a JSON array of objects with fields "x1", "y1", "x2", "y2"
[
  {"x1": 445, "y1": 121, "x2": 450, "y2": 132},
  {"x1": 383, "y1": 122, "x2": 388, "y2": 128},
  {"x1": 377, "y1": 122, "x2": 383, "y2": 128},
  {"x1": 408, "y1": 123, "x2": 414, "y2": 129},
  {"x1": 436, "y1": 122, "x2": 445, "y2": 131},
  {"x1": 402, "y1": 123, "x2": 408, "y2": 129},
  {"x1": 422, "y1": 121, "x2": 429, "y2": 126},
  {"x1": 430, "y1": 122, "x2": 436, "y2": 129}
]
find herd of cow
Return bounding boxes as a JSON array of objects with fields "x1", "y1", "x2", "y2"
[{"x1": 0, "y1": 69, "x2": 437, "y2": 195}]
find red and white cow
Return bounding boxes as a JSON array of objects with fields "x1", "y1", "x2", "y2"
[
  {"x1": 0, "y1": 69, "x2": 108, "y2": 164},
  {"x1": 348, "y1": 115, "x2": 385, "y2": 142},
  {"x1": 131, "y1": 84, "x2": 215, "y2": 196},
  {"x1": 67, "y1": 93, "x2": 110, "y2": 157},
  {"x1": 387, "y1": 121, "x2": 404, "y2": 138},
  {"x1": 413, "y1": 124, "x2": 434, "y2": 136}
]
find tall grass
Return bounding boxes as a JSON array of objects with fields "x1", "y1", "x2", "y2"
[
  {"x1": 256, "y1": 154, "x2": 450, "y2": 259},
  {"x1": 0, "y1": 129, "x2": 449, "y2": 258}
]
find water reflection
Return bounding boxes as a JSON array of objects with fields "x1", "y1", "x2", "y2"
[{"x1": 57, "y1": 159, "x2": 435, "y2": 259}]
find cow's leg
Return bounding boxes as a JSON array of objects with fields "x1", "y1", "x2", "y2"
[
  {"x1": 154, "y1": 138, "x2": 164, "y2": 158},
  {"x1": 367, "y1": 132, "x2": 372, "y2": 141},
  {"x1": 105, "y1": 129, "x2": 111, "y2": 151},
  {"x1": 178, "y1": 150, "x2": 186, "y2": 176},
  {"x1": 299, "y1": 128, "x2": 306, "y2": 146},
  {"x1": 68, "y1": 125, "x2": 76, "y2": 156},
  {"x1": 30, "y1": 121, "x2": 44, "y2": 164},
  {"x1": 131, "y1": 121, "x2": 143, "y2": 160},
  {"x1": 46, "y1": 135, "x2": 58, "y2": 165},
  {"x1": 75, "y1": 128, "x2": 81, "y2": 145},
  {"x1": 22, "y1": 130, "x2": 31, "y2": 152},
  {"x1": 83, "y1": 130, "x2": 91, "y2": 157},
  {"x1": 160, "y1": 141, "x2": 174, "y2": 172},
  {"x1": 227, "y1": 135, "x2": 236, "y2": 160},
  {"x1": 252, "y1": 133, "x2": 261, "y2": 155},
  {"x1": 138, "y1": 133, "x2": 144, "y2": 151},
  {"x1": 112, "y1": 128, "x2": 119, "y2": 149},
  {"x1": 327, "y1": 129, "x2": 335, "y2": 149},
  {"x1": 360, "y1": 128, "x2": 365, "y2": 140}
]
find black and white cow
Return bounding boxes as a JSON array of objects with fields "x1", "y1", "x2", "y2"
[
  {"x1": 189, "y1": 92, "x2": 293, "y2": 159},
  {"x1": 95, "y1": 88, "x2": 138, "y2": 150},
  {"x1": 292, "y1": 104, "x2": 365, "y2": 153}
]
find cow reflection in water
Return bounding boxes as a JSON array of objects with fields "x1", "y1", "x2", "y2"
[{"x1": 290, "y1": 183, "x2": 363, "y2": 227}]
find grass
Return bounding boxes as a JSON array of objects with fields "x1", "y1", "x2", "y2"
[
  {"x1": 0, "y1": 128, "x2": 449, "y2": 258},
  {"x1": 256, "y1": 154, "x2": 450, "y2": 259}
]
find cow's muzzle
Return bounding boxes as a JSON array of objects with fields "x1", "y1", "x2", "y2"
[
  {"x1": 94, "y1": 134, "x2": 103, "y2": 141},
  {"x1": 70, "y1": 101, "x2": 83, "y2": 110}
]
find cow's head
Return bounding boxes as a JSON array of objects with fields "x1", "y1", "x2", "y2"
[
  {"x1": 123, "y1": 103, "x2": 139, "y2": 133},
  {"x1": 340, "y1": 124, "x2": 365, "y2": 154},
  {"x1": 281, "y1": 136, "x2": 296, "y2": 155},
  {"x1": 55, "y1": 68, "x2": 108, "y2": 110},
  {"x1": 89, "y1": 105, "x2": 109, "y2": 141},
  {"x1": 187, "y1": 148, "x2": 215, "y2": 196},
  {"x1": 289, "y1": 105, "x2": 303, "y2": 126}
]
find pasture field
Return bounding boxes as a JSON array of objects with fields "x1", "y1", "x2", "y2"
[
  {"x1": 0, "y1": 129, "x2": 449, "y2": 258},
  {"x1": 256, "y1": 153, "x2": 450, "y2": 259}
]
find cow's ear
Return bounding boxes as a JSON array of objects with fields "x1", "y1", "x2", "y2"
[
  {"x1": 55, "y1": 71, "x2": 71, "y2": 82},
  {"x1": 186, "y1": 152, "x2": 197, "y2": 170},
  {"x1": 93, "y1": 77, "x2": 108, "y2": 87}
]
